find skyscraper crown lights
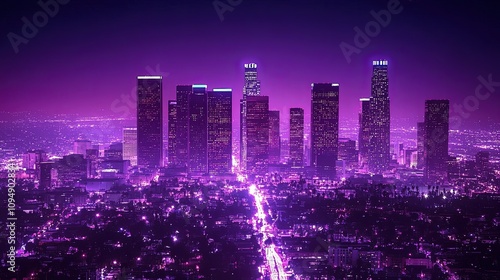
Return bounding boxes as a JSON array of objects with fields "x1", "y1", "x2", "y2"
[{"x1": 373, "y1": 60, "x2": 388, "y2": 66}]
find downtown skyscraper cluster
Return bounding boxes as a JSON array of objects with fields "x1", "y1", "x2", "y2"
[
  {"x1": 133, "y1": 60, "x2": 450, "y2": 182},
  {"x1": 135, "y1": 77, "x2": 232, "y2": 175},
  {"x1": 168, "y1": 85, "x2": 233, "y2": 175}
]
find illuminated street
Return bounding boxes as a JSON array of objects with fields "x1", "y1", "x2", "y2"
[{"x1": 249, "y1": 184, "x2": 287, "y2": 280}]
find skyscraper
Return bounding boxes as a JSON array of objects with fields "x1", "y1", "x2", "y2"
[
  {"x1": 289, "y1": 108, "x2": 304, "y2": 167},
  {"x1": 39, "y1": 161, "x2": 54, "y2": 189},
  {"x1": 417, "y1": 122, "x2": 425, "y2": 169},
  {"x1": 475, "y1": 151, "x2": 490, "y2": 180},
  {"x1": 268, "y1": 110, "x2": 281, "y2": 164},
  {"x1": 176, "y1": 85, "x2": 191, "y2": 168},
  {"x1": 246, "y1": 95, "x2": 269, "y2": 175},
  {"x1": 311, "y1": 83, "x2": 339, "y2": 179},
  {"x1": 22, "y1": 150, "x2": 47, "y2": 170},
  {"x1": 188, "y1": 85, "x2": 208, "y2": 175},
  {"x1": 208, "y1": 89, "x2": 233, "y2": 175},
  {"x1": 368, "y1": 60, "x2": 390, "y2": 174},
  {"x1": 424, "y1": 100, "x2": 449, "y2": 182},
  {"x1": 123, "y1": 127, "x2": 137, "y2": 166},
  {"x1": 137, "y1": 76, "x2": 163, "y2": 169},
  {"x1": 358, "y1": 98, "x2": 370, "y2": 169},
  {"x1": 167, "y1": 101, "x2": 178, "y2": 166},
  {"x1": 240, "y1": 63, "x2": 261, "y2": 172},
  {"x1": 338, "y1": 138, "x2": 358, "y2": 166}
]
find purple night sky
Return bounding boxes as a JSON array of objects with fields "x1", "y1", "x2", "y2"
[{"x1": 1, "y1": 0, "x2": 499, "y2": 127}]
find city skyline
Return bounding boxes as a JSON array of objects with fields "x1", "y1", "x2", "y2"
[
  {"x1": 1, "y1": 1, "x2": 499, "y2": 279},
  {"x1": 1, "y1": 1, "x2": 499, "y2": 126}
]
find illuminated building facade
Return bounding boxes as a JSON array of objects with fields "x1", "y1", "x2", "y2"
[
  {"x1": 246, "y1": 95, "x2": 269, "y2": 175},
  {"x1": 240, "y1": 63, "x2": 261, "y2": 172},
  {"x1": 208, "y1": 89, "x2": 233, "y2": 175},
  {"x1": 268, "y1": 110, "x2": 281, "y2": 164},
  {"x1": 188, "y1": 85, "x2": 208, "y2": 175},
  {"x1": 137, "y1": 76, "x2": 163, "y2": 169},
  {"x1": 311, "y1": 83, "x2": 339, "y2": 179},
  {"x1": 424, "y1": 100, "x2": 449, "y2": 182},
  {"x1": 289, "y1": 108, "x2": 304, "y2": 167},
  {"x1": 368, "y1": 60, "x2": 390, "y2": 174}
]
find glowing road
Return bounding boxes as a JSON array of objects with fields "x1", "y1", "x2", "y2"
[{"x1": 249, "y1": 184, "x2": 287, "y2": 280}]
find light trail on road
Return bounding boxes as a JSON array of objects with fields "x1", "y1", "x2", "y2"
[{"x1": 249, "y1": 184, "x2": 286, "y2": 280}]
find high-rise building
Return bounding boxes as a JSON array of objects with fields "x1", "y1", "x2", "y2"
[
  {"x1": 417, "y1": 122, "x2": 425, "y2": 169},
  {"x1": 123, "y1": 127, "x2": 137, "y2": 166},
  {"x1": 269, "y1": 110, "x2": 281, "y2": 164},
  {"x1": 475, "y1": 151, "x2": 490, "y2": 180},
  {"x1": 240, "y1": 63, "x2": 261, "y2": 172},
  {"x1": 424, "y1": 100, "x2": 449, "y2": 182},
  {"x1": 246, "y1": 95, "x2": 269, "y2": 175},
  {"x1": 188, "y1": 85, "x2": 208, "y2": 175},
  {"x1": 55, "y1": 154, "x2": 87, "y2": 187},
  {"x1": 368, "y1": 60, "x2": 390, "y2": 174},
  {"x1": 208, "y1": 89, "x2": 233, "y2": 175},
  {"x1": 311, "y1": 83, "x2": 339, "y2": 179},
  {"x1": 338, "y1": 138, "x2": 358, "y2": 166},
  {"x1": 39, "y1": 162, "x2": 55, "y2": 189},
  {"x1": 167, "y1": 101, "x2": 178, "y2": 166},
  {"x1": 105, "y1": 142, "x2": 123, "y2": 160},
  {"x1": 358, "y1": 98, "x2": 370, "y2": 169},
  {"x1": 175, "y1": 85, "x2": 191, "y2": 168},
  {"x1": 137, "y1": 76, "x2": 163, "y2": 169},
  {"x1": 86, "y1": 148, "x2": 99, "y2": 178},
  {"x1": 73, "y1": 140, "x2": 91, "y2": 157},
  {"x1": 22, "y1": 150, "x2": 47, "y2": 170},
  {"x1": 289, "y1": 108, "x2": 304, "y2": 167}
]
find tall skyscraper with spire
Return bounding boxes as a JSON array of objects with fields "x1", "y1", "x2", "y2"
[
  {"x1": 240, "y1": 63, "x2": 261, "y2": 172},
  {"x1": 368, "y1": 60, "x2": 390, "y2": 173},
  {"x1": 311, "y1": 83, "x2": 339, "y2": 179},
  {"x1": 137, "y1": 76, "x2": 163, "y2": 169}
]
